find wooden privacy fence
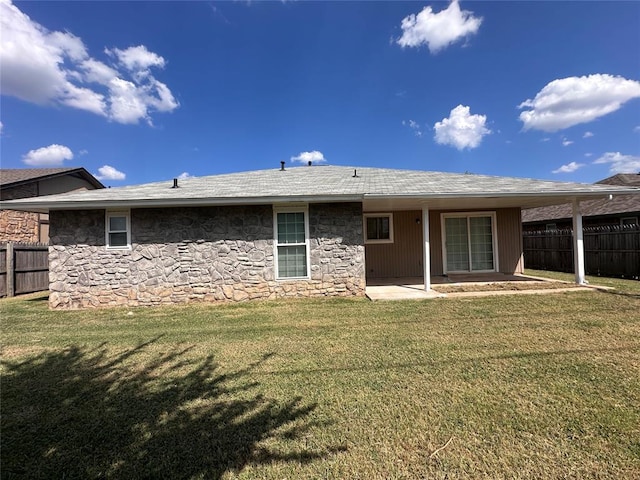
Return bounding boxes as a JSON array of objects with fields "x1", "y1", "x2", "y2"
[
  {"x1": 523, "y1": 224, "x2": 640, "y2": 280},
  {"x1": 0, "y1": 242, "x2": 49, "y2": 297}
]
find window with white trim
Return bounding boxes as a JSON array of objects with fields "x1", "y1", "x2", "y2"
[
  {"x1": 106, "y1": 211, "x2": 131, "y2": 249},
  {"x1": 364, "y1": 213, "x2": 393, "y2": 244},
  {"x1": 621, "y1": 216, "x2": 638, "y2": 226},
  {"x1": 274, "y1": 207, "x2": 309, "y2": 279}
]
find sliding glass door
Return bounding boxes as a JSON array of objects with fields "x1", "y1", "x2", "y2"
[{"x1": 444, "y1": 214, "x2": 496, "y2": 273}]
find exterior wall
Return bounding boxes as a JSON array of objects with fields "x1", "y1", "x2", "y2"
[
  {"x1": 48, "y1": 203, "x2": 365, "y2": 309},
  {"x1": 429, "y1": 210, "x2": 444, "y2": 276},
  {"x1": 38, "y1": 176, "x2": 95, "y2": 196},
  {"x1": 0, "y1": 183, "x2": 38, "y2": 201},
  {"x1": 365, "y1": 210, "x2": 423, "y2": 278},
  {"x1": 496, "y1": 208, "x2": 524, "y2": 274},
  {"x1": 0, "y1": 210, "x2": 41, "y2": 243},
  {"x1": 1, "y1": 174, "x2": 97, "y2": 244},
  {"x1": 364, "y1": 207, "x2": 523, "y2": 279}
]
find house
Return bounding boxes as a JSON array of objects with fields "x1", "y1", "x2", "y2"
[
  {"x1": 1, "y1": 168, "x2": 104, "y2": 243},
  {"x1": 522, "y1": 173, "x2": 640, "y2": 231},
  {"x1": 1, "y1": 165, "x2": 638, "y2": 309}
]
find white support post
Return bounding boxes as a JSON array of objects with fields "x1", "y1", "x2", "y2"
[
  {"x1": 422, "y1": 207, "x2": 431, "y2": 291},
  {"x1": 572, "y1": 199, "x2": 586, "y2": 285}
]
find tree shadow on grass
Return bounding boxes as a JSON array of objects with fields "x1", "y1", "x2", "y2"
[{"x1": 1, "y1": 339, "x2": 339, "y2": 479}]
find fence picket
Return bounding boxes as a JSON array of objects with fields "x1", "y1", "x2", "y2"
[
  {"x1": 0, "y1": 242, "x2": 49, "y2": 297},
  {"x1": 523, "y1": 224, "x2": 640, "y2": 279}
]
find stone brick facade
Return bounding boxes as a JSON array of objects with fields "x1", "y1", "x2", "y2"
[
  {"x1": 0, "y1": 210, "x2": 40, "y2": 243},
  {"x1": 1, "y1": 184, "x2": 42, "y2": 243},
  {"x1": 49, "y1": 203, "x2": 365, "y2": 309}
]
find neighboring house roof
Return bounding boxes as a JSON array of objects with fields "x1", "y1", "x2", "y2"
[
  {"x1": 2, "y1": 166, "x2": 639, "y2": 213},
  {"x1": 0, "y1": 167, "x2": 104, "y2": 189},
  {"x1": 522, "y1": 173, "x2": 640, "y2": 223},
  {"x1": 596, "y1": 173, "x2": 640, "y2": 187}
]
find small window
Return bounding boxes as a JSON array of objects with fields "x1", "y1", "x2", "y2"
[
  {"x1": 621, "y1": 217, "x2": 638, "y2": 226},
  {"x1": 364, "y1": 214, "x2": 393, "y2": 244},
  {"x1": 106, "y1": 211, "x2": 130, "y2": 249},
  {"x1": 545, "y1": 223, "x2": 557, "y2": 232},
  {"x1": 274, "y1": 207, "x2": 309, "y2": 279}
]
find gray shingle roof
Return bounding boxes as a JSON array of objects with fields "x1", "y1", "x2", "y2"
[{"x1": 2, "y1": 165, "x2": 639, "y2": 211}]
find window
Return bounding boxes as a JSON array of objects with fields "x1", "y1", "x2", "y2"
[
  {"x1": 274, "y1": 207, "x2": 309, "y2": 279},
  {"x1": 545, "y1": 223, "x2": 557, "y2": 232},
  {"x1": 106, "y1": 211, "x2": 130, "y2": 249},
  {"x1": 621, "y1": 217, "x2": 638, "y2": 226},
  {"x1": 364, "y1": 213, "x2": 393, "y2": 244}
]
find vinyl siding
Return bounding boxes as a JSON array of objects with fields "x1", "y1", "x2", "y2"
[
  {"x1": 364, "y1": 207, "x2": 523, "y2": 279},
  {"x1": 364, "y1": 210, "x2": 423, "y2": 278},
  {"x1": 497, "y1": 207, "x2": 524, "y2": 274}
]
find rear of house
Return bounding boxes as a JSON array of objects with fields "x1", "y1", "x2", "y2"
[{"x1": 2, "y1": 165, "x2": 637, "y2": 309}]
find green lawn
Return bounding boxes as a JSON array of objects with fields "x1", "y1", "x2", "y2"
[{"x1": 2, "y1": 279, "x2": 639, "y2": 479}]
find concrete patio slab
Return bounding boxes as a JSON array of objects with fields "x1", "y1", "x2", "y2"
[{"x1": 365, "y1": 284, "x2": 445, "y2": 301}]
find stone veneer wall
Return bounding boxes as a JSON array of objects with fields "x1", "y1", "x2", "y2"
[
  {"x1": 0, "y1": 210, "x2": 40, "y2": 243},
  {"x1": 49, "y1": 203, "x2": 365, "y2": 309},
  {"x1": 1, "y1": 183, "x2": 41, "y2": 243}
]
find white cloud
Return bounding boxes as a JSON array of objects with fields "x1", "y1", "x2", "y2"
[
  {"x1": 552, "y1": 161, "x2": 584, "y2": 174},
  {"x1": 78, "y1": 149, "x2": 88, "y2": 156},
  {"x1": 95, "y1": 164, "x2": 126, "y2": 181},
  {"x1": 402, "y1": 119, "x2": 423, "y2": 137},
  {"x1": 0, "y1": 121, "x2": 3, "y2": 134},
  {"x1": 177, "y1": 172, "x2": 192, "y2": 180},
  {"x1": 518, "y1": 74, "x2": 640, "y2": 132},
  {"x1": 540, "y1": 137, "x2": 551, "y2": 142},
  {"x1": 0, "y1": 0, "x2": 178, "y2": 124},
  {"x1": 634, "y1": 126, "x2": 640, "y2": 133},
  {"x1": 433, "y1": 105, "x2": 491, "y2": 150},
  {"x1": 22, "y1": 144, "x2": 73, "y2": 166},
  {"x1": 585, "y1": 153, "x2": 593, "y2": 157},
  {"x1": 562, "y1": 138, "x2": 573, "y2": 147},
  {"x1": 106, "y1": 45, "x2": 165, "y2": 79},
  {"x1": 593, "y1": 152, "x2": 640, "y2": 174},
  {"x1": 397, "y1": 1, "x2": 482, "y2": 54},
  {"x1": 290, "y1": 150, "x2": 327, "y2": 164},
  {"x1": 583, "y1": 131, "x2": 594, "y2": 138}
]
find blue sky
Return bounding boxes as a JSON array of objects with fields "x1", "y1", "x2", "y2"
[{"x1": 1, "y1": 0, "x2": 639, "y2": 186}]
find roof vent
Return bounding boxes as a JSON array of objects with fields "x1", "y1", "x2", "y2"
[
  {"x1": 280, "y1": 161, "x2": 285, "y2": 171},
  {"x1": 172, "y1": 178, "x2": 179, "y2": 188},
  {"x1": 352, "y1": 169, "x2": 359, "y2": 178}
]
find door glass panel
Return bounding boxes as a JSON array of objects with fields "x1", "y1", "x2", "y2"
[
  {"x1": 445, "y1": 217, "x2": 469, "y2": 271},
  {"x1": 470, "y1": 216, "x2": 494, "y2": 271}
]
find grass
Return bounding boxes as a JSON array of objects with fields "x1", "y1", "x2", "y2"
[
  {"x1": 2, "y1": 277, "x2": 640, "y2": 479},
  {"x1": 524, "y1": 268, "x2": 640, "y2": 295}
]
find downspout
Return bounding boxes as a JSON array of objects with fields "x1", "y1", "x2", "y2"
[
  {"x1": 422, "y1": 206, "x2": 431, "y2": 291},
  {"x1": 572, "y1": 199, "x2": 586, "y2": 284}
]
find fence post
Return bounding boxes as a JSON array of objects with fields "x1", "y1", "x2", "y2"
[{"x1": 7, "y1": 242, "x2": 15, "y2": 297}]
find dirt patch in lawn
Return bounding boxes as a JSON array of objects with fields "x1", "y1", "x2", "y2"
[{"x1": 432, "y1": 281, "x2": 573, "y2": 294}]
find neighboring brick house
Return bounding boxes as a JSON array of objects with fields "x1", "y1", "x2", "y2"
[
  {"x1": 1, "y1": 165, "x2": 638, "y2": 309},
  {"x1": 0, "y1": 168, "x2": 104, "y2": 243},
  {"x1": 522, "y1": 173, "x2": 640, "y2": 231}
]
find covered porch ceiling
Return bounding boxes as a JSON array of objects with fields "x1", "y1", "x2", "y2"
[{"x1": 361, "y1": 193, "x2": 616, "y2": 212}]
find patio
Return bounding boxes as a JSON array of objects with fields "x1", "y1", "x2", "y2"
[{"x1": 365, "y1": 273, "x2": 599, "y2": 300}]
